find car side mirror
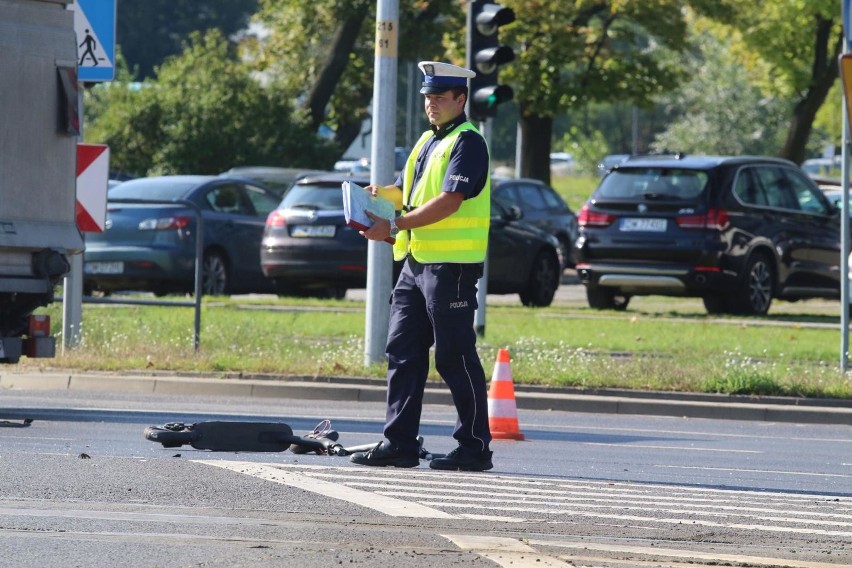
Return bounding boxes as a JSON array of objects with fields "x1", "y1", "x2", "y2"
[{"x1": 505, "y1": 205, "x2": 523, "y2": 221}]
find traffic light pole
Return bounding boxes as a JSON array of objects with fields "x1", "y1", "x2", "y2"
[
  {"x1": 468, "y1": 1, "x2": 514, "y2": 337},
  {"x1": 841, "y1": 0, "x2": 852, "y2": 371},
  {"x1": 475, "y1": 118, "x2": 491, "y2": 338},
  {"x1": 364, "y1": 0, "x2": 398, "y2": 366}
]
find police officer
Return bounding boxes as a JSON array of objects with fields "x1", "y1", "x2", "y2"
[{"x1": 351, "y1": 61, "x2": 493, "y2": 471}]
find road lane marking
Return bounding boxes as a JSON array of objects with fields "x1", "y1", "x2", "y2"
[
  {"x1": 528, "y1": 539, "x2": 852, "y2": 568},
  {"x1": 655, "y1": 464, "x2": 852, "y2": 478},
  {"x1": 561, "y1": 425, "x2": 852, "y2": 444},
  {"x1": 434, "y1": 502, "x2": 852, "y2": 537},
  {"x1": 374, "y1": 490, "x2": 852, "y2": 525},
  {"x1": 0, "y1": 504, "x2": 290, "y2": 526},
  {"x1": 443, "y1": 534, "x2": 573, "y2": 567},
  {"x1": 582, "y1": 442, "x2": 762, "y2": 453},
  {"x1": 411, "y1": 495, "x2": 852, "y2": 528},
  {"x1": 460, "y1": 513, "x2": 526, "y2": 522},
  {"x1": 196, "y1": 460, "x2": 455, "y2": 519}
]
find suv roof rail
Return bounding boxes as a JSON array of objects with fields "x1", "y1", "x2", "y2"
[{"x1": 626, "y1": 151, "x2": 687, "y2": 161}]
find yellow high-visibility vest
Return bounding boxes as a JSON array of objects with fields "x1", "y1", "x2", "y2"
[{"x1": 393, "y1": 123, "x2": 490, "y2": 263}]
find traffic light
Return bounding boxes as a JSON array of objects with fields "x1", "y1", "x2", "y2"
[{"x1": 466, "y1": 0, "x2": 515, "y2": 121}]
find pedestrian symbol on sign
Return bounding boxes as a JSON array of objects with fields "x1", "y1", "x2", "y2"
[{"x1": 79, "y1": 29, "x2": 101, "y2": 67}]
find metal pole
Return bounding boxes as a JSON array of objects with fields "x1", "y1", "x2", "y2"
[
  {"x1": 842, "y1": 93, "x2": 850, "y2": 371},
  {"x1": 843, "y1": 90, "x2": 851, "y2": 371},
  {"x1": 842, "y1": 0, "x2": 851, "y2": 371},
  {"x1": 101, "y1": 198, "x2": 203, "y2": 352},
  {"x1": 475, "y1": 119, "x2": 491, "y2": 337},
  {"x1": 631, "y1": 105, "x2": 639, "y2": 154},
  {"x1": 192, "y1": 204, "x2": 203, "y2": 353},
  {"x1": 62, "y1": 83, "x2": 85, "y2": 352},
  {"x1": 515, "y1": 120, "x2": 522, "y2": 178},
  {"x1": 364, "y1": 0, "x2": 399, "y2": 366},
  {"x1": 407, "y1": 61, "x2": 417, "y2": 151}
]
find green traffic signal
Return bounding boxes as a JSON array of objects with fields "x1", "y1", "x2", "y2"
[
  {"x1": 466, "y1": 1, "x2": 516, "y2": 121},
  {"x1": 471, "y1": 84, "x2": 513, "y2": 116}
]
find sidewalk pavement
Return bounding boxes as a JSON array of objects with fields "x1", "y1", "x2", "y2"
[{"x1": 2, "y1": 370, "x2": 852, "y2": 426}]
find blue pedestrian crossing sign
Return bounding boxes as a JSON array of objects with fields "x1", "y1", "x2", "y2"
[{"x1": 71, "y1": 0, "x2": 116, "y2": 82}]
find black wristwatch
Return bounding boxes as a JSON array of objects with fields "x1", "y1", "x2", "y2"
[{"x1": 389, "y1": 216, "x2": 400, "y2": 238}]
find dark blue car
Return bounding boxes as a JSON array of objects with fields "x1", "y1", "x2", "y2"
[{"x1": 84, "y1": 175, "x2": 281, "y2": 296}]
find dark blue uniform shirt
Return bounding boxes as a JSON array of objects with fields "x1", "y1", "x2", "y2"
[{"x1": 394, "y1": 112, "x2": 489, "y2": 209}]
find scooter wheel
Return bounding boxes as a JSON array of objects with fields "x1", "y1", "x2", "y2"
[{"x1": 144, "y1": 426, "x2": 195, "y2": 448}]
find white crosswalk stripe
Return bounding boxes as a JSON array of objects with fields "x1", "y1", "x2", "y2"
[
  {"x1": 198, "y1": 461, "x2": 851, "y2": 531},
  {"x1": 197, "y1": 461, "x2": 852, "y2": 566}
]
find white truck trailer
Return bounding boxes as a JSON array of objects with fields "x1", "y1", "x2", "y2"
[{"x1": 0, "y1": 0, "x2": 83, "y2": 362}]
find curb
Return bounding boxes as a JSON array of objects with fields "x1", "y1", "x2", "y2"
[{"x1": 2, "y1": 371, "x2": 852, "y2": 426}]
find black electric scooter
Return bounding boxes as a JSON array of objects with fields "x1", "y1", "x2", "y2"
[
  {"x1": 144, "y1": 419, "x2": 439, "y2": 459},
  {"x1": 143, "y1": 419, "x2": 343, "y2": 453}
]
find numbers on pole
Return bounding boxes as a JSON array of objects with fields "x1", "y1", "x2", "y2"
[{"x1": 375, "y1": 19, "x2": 398, "y2": 58}]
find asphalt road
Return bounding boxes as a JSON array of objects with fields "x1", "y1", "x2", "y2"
[{"x1": 1, "y1": 388, "x2": 850, "y2": 567}]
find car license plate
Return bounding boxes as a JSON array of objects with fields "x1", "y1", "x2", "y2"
[
  {"x1": 291, "y1": 225, "x2": 335, "y2": 238},
  {"x1": 620, "y1": 218, "x2": 667, "y2": 232},
  {"x1": 85, "y1": 261, "x2": 124, "y2": 274}
]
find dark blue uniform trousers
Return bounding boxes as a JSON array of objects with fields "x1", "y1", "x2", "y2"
[{"x1": 383, "y1": 257, "x2": 492, "y2": 456}]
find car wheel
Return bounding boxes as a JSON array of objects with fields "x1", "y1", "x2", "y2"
[
  {"x1": 275, "y1": 281, "x2": 312, "y2": 298},
  {"x1": 307, "y1": 286, "x2": 345, "y2": 299},
  {"x1": 275, "y1": 281, "x2": 298, "y2": 297},
  {"x1": 202, "y1": 250, "x2": 229, "y2": 296},
  {"x1": 328, "y1": 286, "x2": 347, "y2": 300},
  {"x1": 519, "y1": 251, "x2": 560, "y2": 307},
  {"x1": 557, "y1": 236, "x2": 574, "y2": 269},
  {"x1": 702, "y1": 294, "x2": 729, "y2": 315},
  {"x1": 731, "y1": 253, "x2": 774, "y2": 315},
  {"x1": 586, "y1": 286, "x2": 630, "y2": 311}
]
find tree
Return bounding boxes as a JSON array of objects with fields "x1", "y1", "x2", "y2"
[
  {"x1": 250, "y1": 0, "x2": 455, "y2": 155},
  {"x1": 719, "y1": 0, "x2": 842, "y2": 164},
  {"x1": 650, "y1": 19, "x2": 789, "y2": 156},
  {"x1": 496, "y1": 0, "x2": 698, "y2": 184},
  {"x1": 116, "y1": 0, "x2": 259, "y2": 80},
  {"x1": 84, "y1": 52, "x2": 165, "y2": 176},
  {"x1": 86, "y1": 30, "x2": 335, "y2": 175},
  {"x1": 811, "y1": 81, "x2": 842, "y2": 157}
]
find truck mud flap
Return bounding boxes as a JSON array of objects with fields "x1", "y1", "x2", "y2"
[
  {"x1": 0, "y1": 337, "x2": 22, "y2": 363},
  {"x1": 24, "y1": 336, "x2": 55, "y2": 358}
]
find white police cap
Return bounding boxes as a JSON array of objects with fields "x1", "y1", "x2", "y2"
[{"x1": 418, "y1": 61, "x2": 476, "y2": 94}]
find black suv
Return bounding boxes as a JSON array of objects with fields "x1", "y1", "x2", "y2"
[{"x1": 574, "y1": 155, "x2": 841, "y2": 315}]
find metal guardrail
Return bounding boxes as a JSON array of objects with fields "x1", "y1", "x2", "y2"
[{"x1": 78, "y1": 198, "x2": 204, "y2": 352}]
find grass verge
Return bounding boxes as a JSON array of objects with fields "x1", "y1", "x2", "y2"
[{"x1": 16, "y1": 294, "x2": 852, "y2": 399}]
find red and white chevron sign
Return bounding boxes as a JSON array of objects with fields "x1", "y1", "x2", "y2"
[{"x1": 76, "y1": 143, "x2": 109, "y2": 232}]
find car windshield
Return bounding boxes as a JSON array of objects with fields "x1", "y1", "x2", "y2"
[
  {"x1": 109, "y1": 179, "x2": 200, "y2": 200},
  {"x1": 280, "y1": 184, "x2": 345, "y2": 211},
  {"x1": 596, "y1": 168, "x2": 708, "y2": 200}
]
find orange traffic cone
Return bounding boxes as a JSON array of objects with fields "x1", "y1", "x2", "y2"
[{"x1": 487, "y1": 348, "x2": 525, "y2": 440}]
